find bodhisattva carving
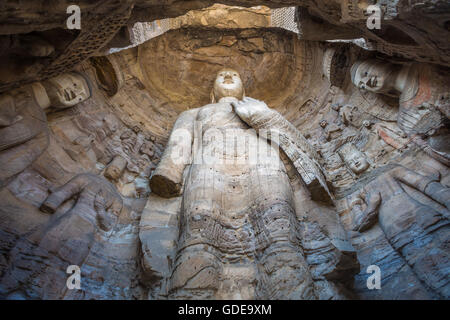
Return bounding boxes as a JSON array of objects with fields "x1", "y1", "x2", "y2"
[
  {"x1": 350, "y1": 165, "x2": 450, "y2": 298},
  {"x1": 351, "y1": 60, "x2": 450, "y2": 165},
  {"x1": 146, "y1": 69, "x2": 355, "y2": 299}
]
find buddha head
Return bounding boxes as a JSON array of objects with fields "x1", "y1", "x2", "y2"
[
  {"x1": 211, "y1": 69, "x2": 245, "y2": 103},
  {"x1": 351, "y1": 59, "x2": 401, "y2": 96},
  {"x1": 42, "y1": 72, "x2": 91, "y2": 108},
  {"x1": 338, "y1": 143, "x2": 370, "y2": 174}
]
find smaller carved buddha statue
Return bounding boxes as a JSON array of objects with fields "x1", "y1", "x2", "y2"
[{"x1": 351, "y1": 59, "x2": 449, "y2": 165}]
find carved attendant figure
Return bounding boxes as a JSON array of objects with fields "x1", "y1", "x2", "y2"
[{"x1": 0, "y1": 74, "x2": 122, "y2": 299}]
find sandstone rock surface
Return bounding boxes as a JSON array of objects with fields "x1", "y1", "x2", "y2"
[{"x1": 0, "y1": 2, "x2": 449, "y2": 300}]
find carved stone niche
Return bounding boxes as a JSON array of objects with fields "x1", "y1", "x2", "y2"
[
  {"x1": 41, "y1": 72, "x2": 92, "y2": 109},
  {"x1": 322, "y1": 46, "x2": 349, "y2": 88},
  {"x1": 90, "y1": 55, "x2": 124, "y2": 97}
]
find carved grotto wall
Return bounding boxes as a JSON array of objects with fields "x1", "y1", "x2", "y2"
[{"x1": 0, "y1": 1, "x2": 449, "y2": 300}]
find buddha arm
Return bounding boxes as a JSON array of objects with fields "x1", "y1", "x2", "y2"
[
  {"x1": 351, "y1": 190, "x2": 381, "y2": 232},
  {"x1": 267, "y1": 111, "x2": 332, "y2": 202},
  {"x1": 234, "y1": 97, "x2": 332, "y2": 202},
  {"x1": 351, "y1": 166, "x2": 450, "y2": 232},
  {"x1": 150, "y1": 108, "x2": 198, "y2": 198},
  {"x1": 389, "y1": 166, "x2": 450, "y2": 212}
]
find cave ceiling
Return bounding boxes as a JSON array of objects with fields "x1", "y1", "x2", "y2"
[{"x1": 1, "y1": 0, "x2": 449, "y2": 93}]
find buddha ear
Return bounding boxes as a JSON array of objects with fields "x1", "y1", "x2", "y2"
[{"x1": 210, "y1": 89, "x2": 216, "y2": 104}]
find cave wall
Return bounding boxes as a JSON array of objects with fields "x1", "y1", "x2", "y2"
[{"x1": 0, "y1": 1, "x2": 449, "y2": 300}]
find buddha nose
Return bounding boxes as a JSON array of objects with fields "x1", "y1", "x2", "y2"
[{"x1": 359, "y1": 81, "x2": 366, "y2": 90}]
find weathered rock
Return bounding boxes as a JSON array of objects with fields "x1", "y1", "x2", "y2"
[
  {"x1": 0, "y1": 3, "x2": 449, "y2": 300},
  {"x1": 349, "y1": 165, "x2": 450, "y2": 298},
  {"x1": 0, "y1": 85, "x2": 49, "y2": 188}
]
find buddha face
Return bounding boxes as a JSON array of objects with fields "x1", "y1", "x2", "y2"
[
  {"x1": 43, "y1": 72, "x2": 91, "y2": 108},
  {"x1": 351, "y1": 60, "x2": 397, "y2": 94},
  {"x1": 338, "y1": 143, "x2": 370, "y2": 174},
  {"x1": 212, "y1": 69, "x2": 244, "y2": 102}
]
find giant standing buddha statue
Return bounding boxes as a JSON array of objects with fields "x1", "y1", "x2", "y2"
[{"x1": 147, "y1": 69, "x2": 356, "y2": 299}]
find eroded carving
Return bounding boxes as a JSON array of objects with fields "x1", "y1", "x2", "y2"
[
  {"x1": 0, "y1": 86, "x2": 49, "y2": 187},
  {"x1": 350, "y1": 166, "x2": 450, "y2": 298},
  {"x1": 0, "y1": 173, "x2": 124, "y2": 299}
]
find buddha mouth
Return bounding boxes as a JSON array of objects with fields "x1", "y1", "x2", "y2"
[
  {"x1": 63, "y1": 88, "x2": 77, "y2": 101},
  {"x1": 366, "y1": 76, "x2": 378, "y2": 88}
]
